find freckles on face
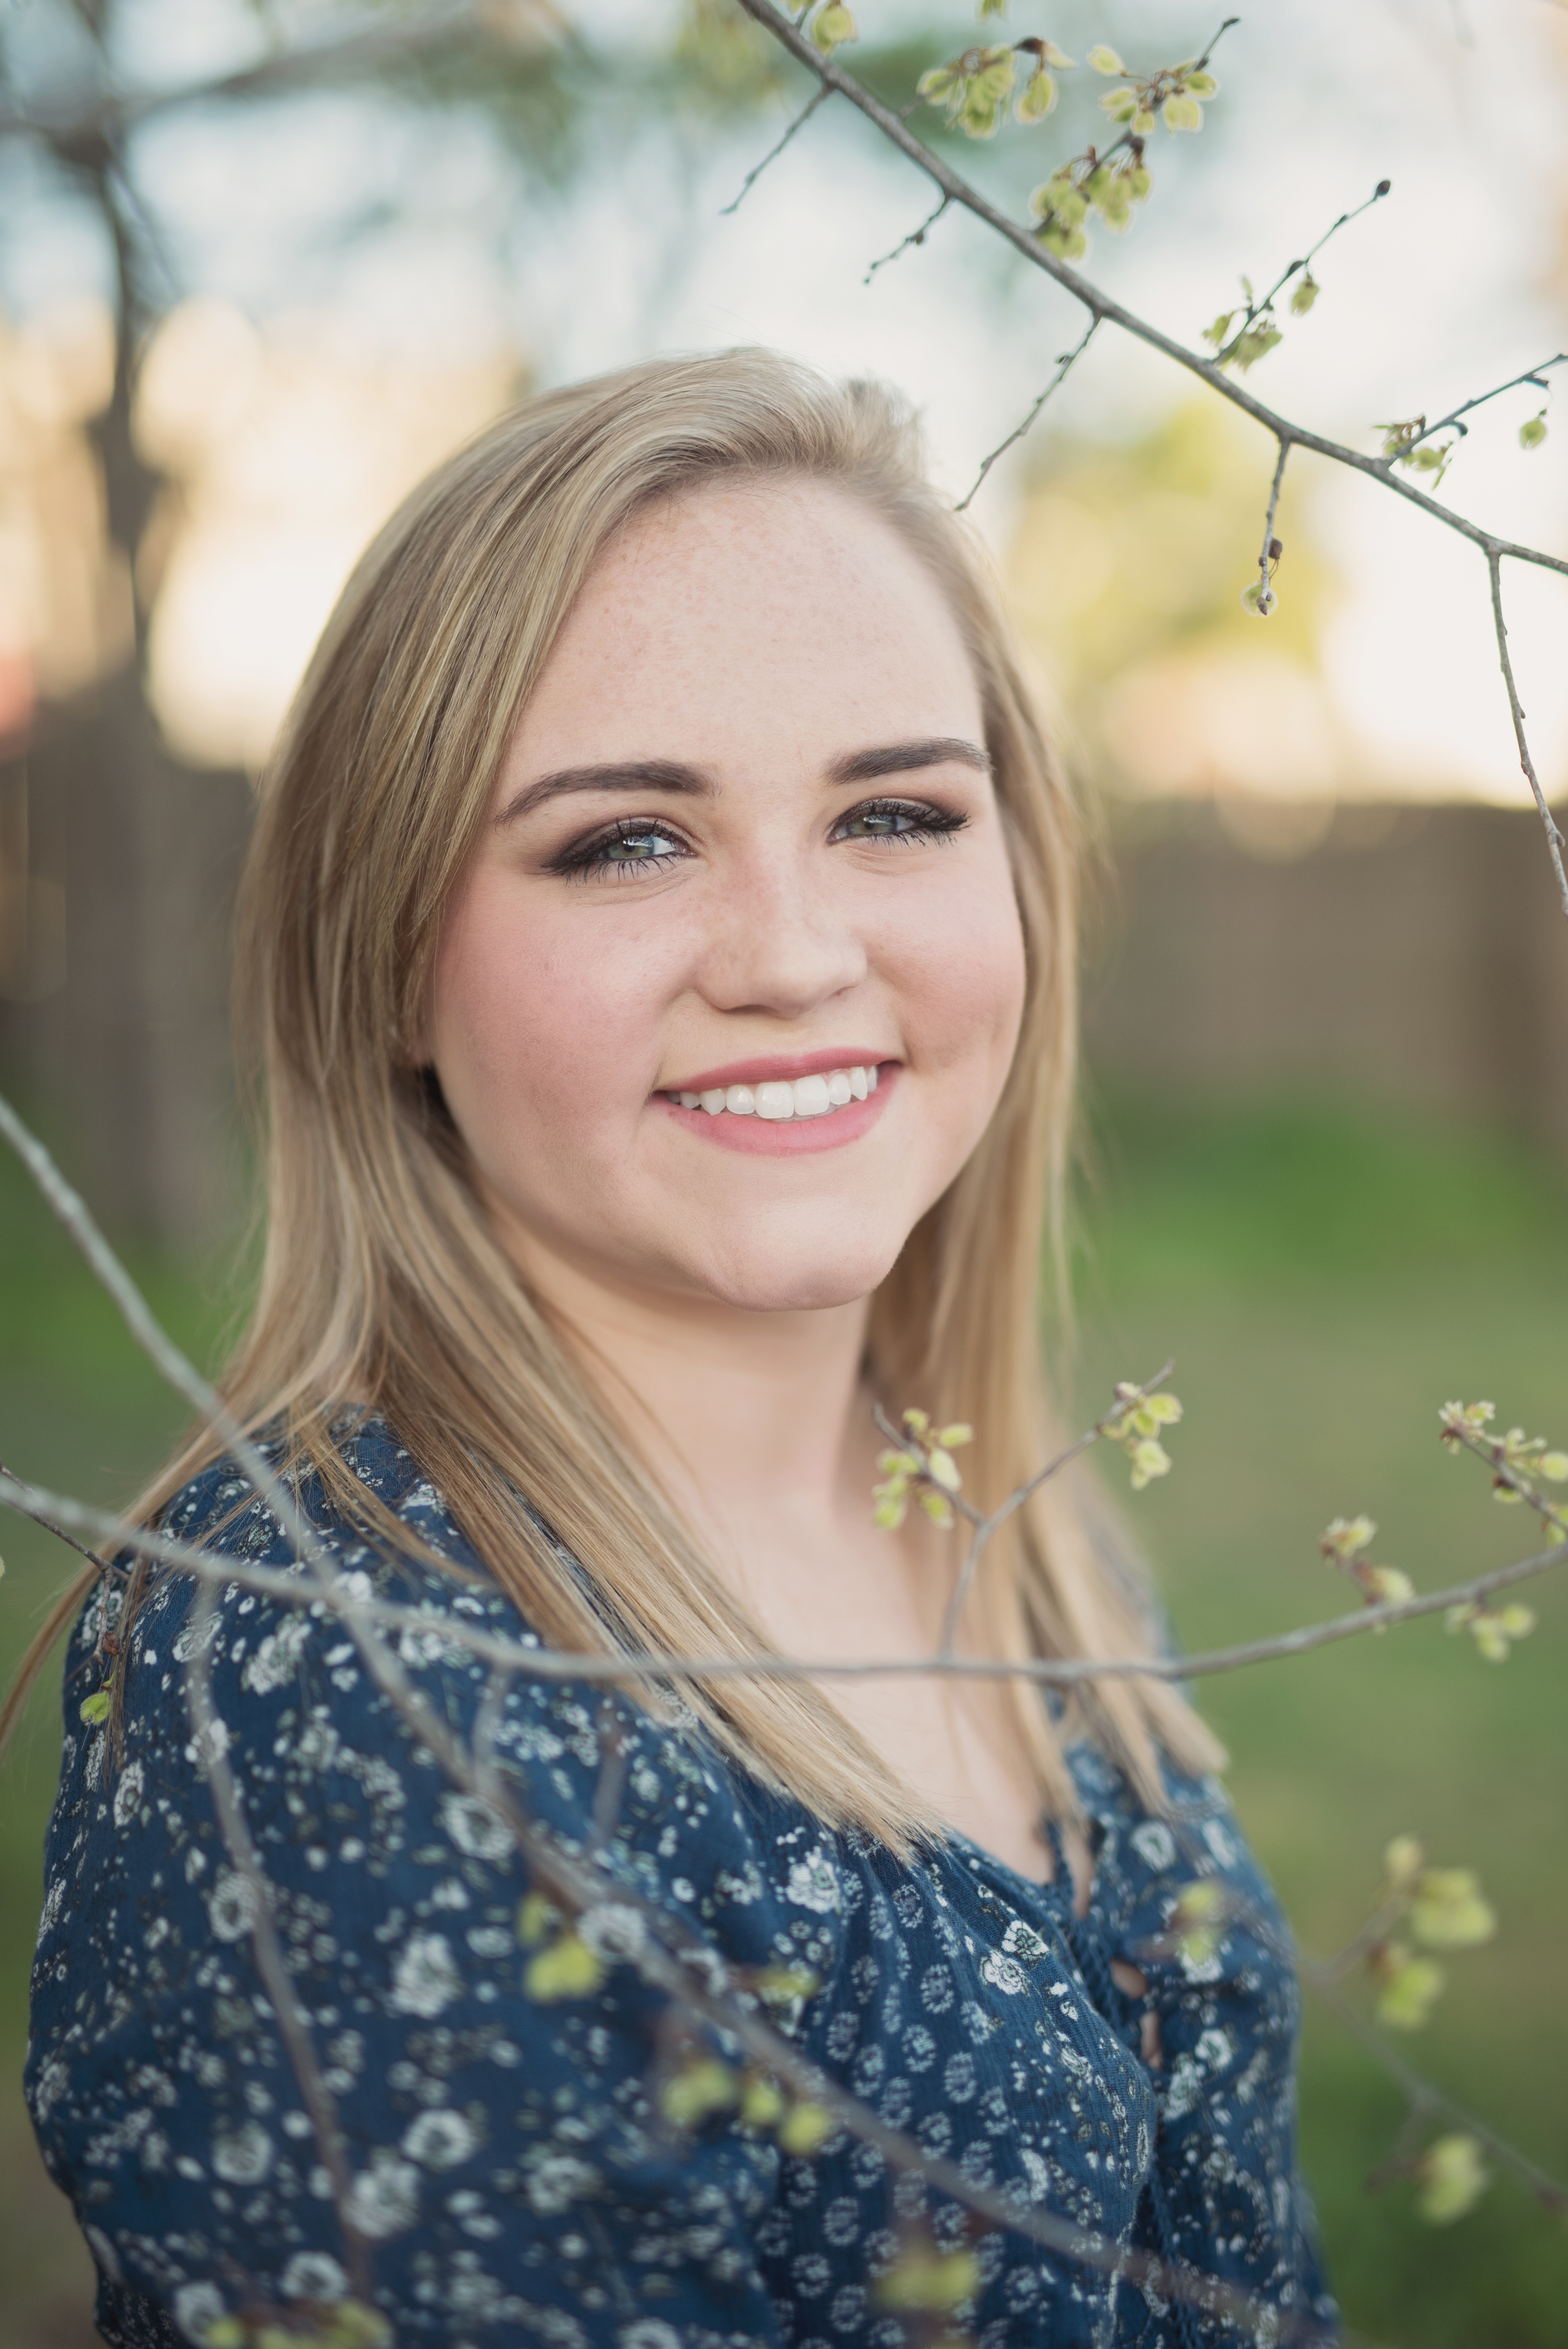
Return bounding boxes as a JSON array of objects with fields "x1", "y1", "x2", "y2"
[{"x1": 425, "y1": 477, "x2": 1030, "y2": 1313}]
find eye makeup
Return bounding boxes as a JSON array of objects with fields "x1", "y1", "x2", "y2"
[{"x1": 545, "y1": 795, "x2": 969, "y2": 883}]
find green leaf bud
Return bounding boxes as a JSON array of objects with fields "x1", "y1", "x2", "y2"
[
  {"x1": 1520, "y1": 414, "x2": 1548, "y2": 450},
  {"x1": 810, "y1": 0, "x2": 857, "y2": 53},
  {"x1": 1410, "y1": 1869, "x2": 1496, "y2": 1951},
  {"x1": 1384, "y1": 1835, "x2": 1424, "y2": 1891},
  {"x1": 659, "y1": 2056, "x2": 738, "y2": 2128},
  {"x1": 1041, "y1": 40, "x2": 1074, "y2": 66},
  {"x1": 1087, "y1": 44, "x2": 1125, "y2": 73},
  {"x1": 80, "y1": 1689, "x2": 112, "y2": 1726},
  {"x1": 874, "y1": 2244, "x2": 982, "y2": 2313},
  {"x1": 1184, "y1": 68, "x2": 1218, "y2": 97},
  {"x1": 776, "y1": 2099, "x2": 835, "y2": 2155},
  {"x1": 1163, "y1": 93, "x2": 1204, "y2": 132},
  {"x1": 1099, "y1": 87, "x2": 1139, "y2": 121},
  {"x1": 1417, "y1": 2134, "x2": 1488, "y2": 2225},
  {"x1": 1374, "y1": 1946, "x2": 1444, "y2": 2030},
  {"x1": 1239, "y1": 578, "x2": 1276, "y2": 617},
  {"x1": 1016, "y1": 66, "x2": 1057, "y2": 120},
  {"x1": 524, "y1": 1929, "x2": 606, "y2": 2002},
  {"x1": 1290, "y1": 272, "x2": 1320, "y2": 315},
  {"x1": 739, "y1": 2071, "x2": 787, "y2": 2128}
]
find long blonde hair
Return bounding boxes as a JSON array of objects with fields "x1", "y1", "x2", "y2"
[{"x1": 21, "y1": 351, "x2": 1222, "y2": 1835}]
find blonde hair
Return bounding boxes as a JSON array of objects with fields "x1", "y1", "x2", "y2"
[{"x1": 16, "y1": 351, "x2": 1221, "y2": 1835}]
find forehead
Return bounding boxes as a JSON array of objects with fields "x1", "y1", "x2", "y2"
[{"x1": 514, "y1": 475, "x2": 983, "y2": 763}]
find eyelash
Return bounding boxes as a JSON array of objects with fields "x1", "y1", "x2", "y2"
[{"x1": 549, "y1": 796, "x2": 969, "y2": 881}]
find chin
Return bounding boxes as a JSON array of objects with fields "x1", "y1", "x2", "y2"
[{"x1": 688, "y1": 1233, "x2": 903, "y2": 1316}]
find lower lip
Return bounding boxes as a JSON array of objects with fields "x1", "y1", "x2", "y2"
[{"x1": 653, "y1": 1066, "x2": 899, "y2": 1155}]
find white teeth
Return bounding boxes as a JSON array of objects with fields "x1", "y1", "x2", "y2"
[{"x1": 670, "y1": 1065, "x2": 883, "y2": 1120}]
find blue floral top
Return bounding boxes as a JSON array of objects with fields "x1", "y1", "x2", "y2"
[{"x1": 28, "y1": 1418, "x2": 1335, "y2": 2348}]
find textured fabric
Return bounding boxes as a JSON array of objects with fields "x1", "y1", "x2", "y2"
[{"x1": 27, "y1": 1418, "x2": 1336, "y2": 2348}]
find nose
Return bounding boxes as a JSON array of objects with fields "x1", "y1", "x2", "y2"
[{"x1": 694, "y1": 843, "x2": 868, "y2": 1020}]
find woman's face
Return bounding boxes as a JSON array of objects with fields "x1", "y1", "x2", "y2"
[{"x1": 424, "y1": 475, "x2": 1028, "y2": 1315}]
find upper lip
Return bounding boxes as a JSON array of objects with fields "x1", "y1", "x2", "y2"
[{"x1": 659, "y1": 1048, "x2": 896, "y2": 1094}]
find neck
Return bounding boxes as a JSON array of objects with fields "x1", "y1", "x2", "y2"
[{"x1": 497, "y1": 1224, "x2": 880, "y2": 1573}]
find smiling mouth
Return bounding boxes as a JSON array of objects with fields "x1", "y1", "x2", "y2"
[{"x1": 663, "y1": 1064, "x2": 881, "y2": 1122}]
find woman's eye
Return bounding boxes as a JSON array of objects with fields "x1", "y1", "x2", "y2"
[
  {"x1": 834, "y1": 798, "x2": 967, "y2": 846},
  {"x1": 552, "y1": 821, "x2": 690, "y2": 879}
]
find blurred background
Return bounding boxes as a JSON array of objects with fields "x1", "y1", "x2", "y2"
[{"x1": 1, "y1": 1, "x2": 1565, "y2": 2341}]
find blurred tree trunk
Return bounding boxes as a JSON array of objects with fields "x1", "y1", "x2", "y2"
[{"x1": 1, "y1": 155, "x2": 252, "y2": 1246}]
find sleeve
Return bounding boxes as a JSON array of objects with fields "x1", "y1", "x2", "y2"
[
  {"x1": 1071, "y1": 1754, "x2": 1339, "y2": 2340},
  {"x1": 27, "y1": 1460, "x2": 791, "y2": 2349}
]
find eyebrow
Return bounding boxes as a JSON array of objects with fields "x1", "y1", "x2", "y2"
[{"x1": 495, "y1": 738, "x2": 991, "y2": 825}]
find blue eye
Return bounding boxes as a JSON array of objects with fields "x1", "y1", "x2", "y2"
[
  {"x1": 600, "y1": 828, "x2": 681, "y2": 861},
  {"x1": 552, "y1": 820, "x2": 690, "y2": 879},
  {"x1": 835, "y1": 798, "x2": 968, "y2": 846}
]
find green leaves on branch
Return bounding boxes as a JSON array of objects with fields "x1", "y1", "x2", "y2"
[
  {"x1": 802, "y1": 0, "x2": 856, "y2": 55},
  {"x1": 1163, "y1": 1878, "x2": 1229, "y2": 1968},
  {"x1": 873, "y1": 2230, "x2": 982, "y2": 2314},
  {"x1": 872, "y1": 1408, "x2": 972, "y2": 1532},
  {"x1": 1101, "y1": 1382, "x2": 1182, "y2": 1491},
  {"x1": 1318, "y1": 1515, "x2": 1414, "y2": 1611},
  {"x1": 657, "y1": 2050, "x2": 835, "y2": 2154},
  {"x1": 1093, "y1": 48, "x2": 1218, "y2": 141},
  {"x1": 913, "y1": 23, "x2": 1221, "y2": 265},
  {"x1": 1417, "y1": 2133, "x2": 1490, "y2": 2225},
  {"x1": 916, "y1": 39, "x2": 1068, "y2": 137},
  {"x1": 1203, "y1": 272, "x2": 1290, "y2": 374},
  {"x1": 1439, "y1": 1397, "x2": 1568, "y2": 1556},
  {"x1": 1377, "y1": 415, "x2": 1456, "y2": 487},
  {"x1": 1362, "y1": 1837, "x2": 1496, "y2": 2054}
]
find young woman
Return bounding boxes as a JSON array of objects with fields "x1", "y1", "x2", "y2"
[{"x1": 27, "y1": 352, "x2": 1335, "y2": 2348}]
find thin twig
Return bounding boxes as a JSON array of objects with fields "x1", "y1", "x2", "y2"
[
  {"x1": 1486, "y1": 551, "x2": 1568, "y2": 919},
  {"x1": 719, "y1": 82, "x2": 830, "y2": 213},
  {"x1": 956, "y1": 317, "x2": 1101, "y2": 511},
  {"x1": 0, "y1": 1456, "x2": 119, "y2": 1579},
  {"x1": 864, "y1": 193, "x2": 949, "y2": 283},
  {"x1": 1395, "y1": 354, "x2": 1567, "y2": 458},
  {"x1": 8, "y1": 1471, "x2": 1563, "y2": 1695},
  {"x1": 1242, "y1": 180, "x2": 1392, "y2": 334},
  {"x1": 1253, "y1": 437, "x2": 1289, "y2": 617}
]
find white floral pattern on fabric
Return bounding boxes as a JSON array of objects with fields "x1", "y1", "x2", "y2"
[{"x1": 28, "y1": 1419, "x2": 1336, "y2": 2348}]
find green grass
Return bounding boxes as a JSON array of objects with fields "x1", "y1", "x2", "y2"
[
  {"x1": 1, "y1": 1087, "x2": 1564, "y2": 2345},
  {"x1": 1073, "y1": 1090, "x2": 1568, "y2": 2345}
]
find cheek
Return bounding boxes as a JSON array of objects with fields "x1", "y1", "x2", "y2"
[
  {"x1": 888, "y1": 857, "x2": 1028, "y2": 1086},
  {"x1": 426, "y1": 879, "x2": 667, "y2": 1157}
]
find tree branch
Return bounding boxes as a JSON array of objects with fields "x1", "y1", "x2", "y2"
[
  {"x1": 7, "y1": 1471, "x2": 1562, "y2": 1696},
  {"x1": 956, "y1": 315, "x2": 1100, "y2": 511},
  {"x1": 1486, "y1": 549, "x2": 1568, "y2": 918},
  {"x1": 725, "y1": 0, "x2": 1568, "y2": 901}
]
